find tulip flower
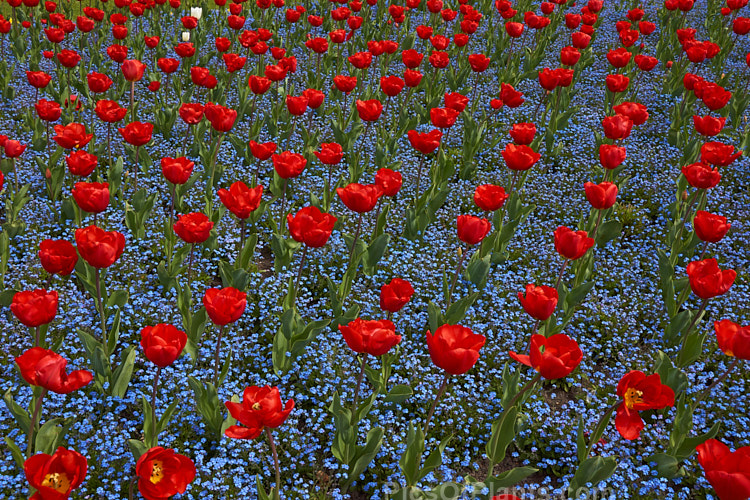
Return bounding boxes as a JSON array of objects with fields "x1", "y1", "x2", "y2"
[
  {"x1": 696, "y1": 439, "x2": 750, "y2": 500},
  {"x1": 686, "y1": 258, "x2": 736, "y2": 300},
  {"x1": 693, "y1": 210, "x2": 730, "y2": 244},
  {"x1": 380, "y1": 278, "x2": 415, "y2": 316},
  {"x1": 509, "y1": 334, "x2": 582, "y2": 380},
  {"x1": 518, "y1": 284, "x2": 558, "y2": 322},
  {"x1": 474, "y1": 184, "x2": 508, "y2": 212},
  {"x1": 24, "y1": 447, "x2": 87, "y2": 500},
  {"x1": 203, "y1": 287, "x2": 247, "y2": 383},
  {"x1": 16, "y1": 347, "x2": 93, "y2": 394},
  {"x1": 39, "y1": 240, "x2": 78, "y2": 277},
  {"x1": 615, "y1": 371, "x2": 675, "y2": 440},
  {"x1": 136, "y1": 447, "x2": 196, "y2": 500},
  {"x1": 225, "y1": 386, "x2": 294, "y2": 491}
]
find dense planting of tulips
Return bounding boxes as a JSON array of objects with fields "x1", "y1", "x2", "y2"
[{"x1": 0, "y1": 0, "x2": 748, "y2": 497}]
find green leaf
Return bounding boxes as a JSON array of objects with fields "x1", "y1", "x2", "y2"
[
  {"x1": 128, "y1": 439, "x2": 148, "y2": 461},
  {"x1": 3, "y1": 389, "x2": 30, "y2": 435},
  {"x1": 465, "y1": 253, "x2": 491, "y2": 288},
  {"x1": 653, "y1": 351, "x2": 689, "y2": 395},
  {"x1": 486, "y1": 407, "x2": 518, "y2": 464},
  {"x1": 342, "y1": 427, "x2": 384, "y2": 490},
  {"x1": 594, "y1": 219, "x2": 622, "y2": 246},
  {"x1": 34, "y1": 418, "x2": 66, "y2": 455},
  {"x1": 4, "y1": 437, "x2": 25, "y2": 469},
  {"x1": 484, "y1": 466, "x2": 538, "y2": 490},
  {"x1": 110, "y1": 346, "x2": 136, "y2": 398},
  {"x1": 384, "y1": 384, "x2": 413, "y2": 404},
  {"x1": 363, "y1": 233, "x2": 390, "y2": 276},
  {"x1": 648, "y1": 453, "x2": 681, "y2": 479},
  {"x1": 568, "y1": 456, "x2": 618, "y2": 497},
  {"x1": 399, "y1": 421, "x2": 424, "y2": 487},
  {"x1": 445, "y1": 291, "x2": 480, "y2": 325},
  {"x1": 676, "y1": 332, "x2": 706, "y2": 368}
]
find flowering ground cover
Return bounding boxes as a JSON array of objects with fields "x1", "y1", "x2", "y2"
[{"x1": 0, "y1": 0, "x2": 749, "y2": 498}]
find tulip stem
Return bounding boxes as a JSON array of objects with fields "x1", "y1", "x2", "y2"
[
  {"x1": 129, "y1": 80, "x2": 135, "y2": 121},
  {"x1": 212, "y1": 325, "x2": 225, "y2": 387},
  {"x1": 699, "y1": 240, "x2": 708, "y2": 260},
  {"x1": 134, "y1": 146, "x2": 140, "y2": 190},
  {"x1": 347, "y1": 213, "x2": 363, "y2": 268},
  {"x1": 293, "y1": 245, "x2": 308, "y2": 300},
  {"x1": 150, "y1": 367, "x2": 161, "y2": 447},
  {"x1": 692, "y1": 358, "x2": 740, "y2": 410},
  {"x1": 34, "y1": 326, "x2": 40, "y2": 347},
  {"x1": 414, "y1": 155, "x2": 426, "y2": 199},
  {"x1": 278, "y1": 179, "x2": 288, "y2": 234},
  {"x1": 352, "y1": 355, "x2": 367, "y2": 412},
  {"x1": 554, "y1": 259, "x2": 569, "y2": 293},
  {"x1": 181, "y1": 124, "x2": 192, "y2": 157},
  {"x1": 446, "y1": 245, "x2": 470, "y2": 308},
  {"x1": 94, "y1": 267, "x2": 109, "y2": 357},
  {"x1": 681, "y1": 299, "x2": 708, "y2": 342},
  {"x1": 506, "y1": 372, "x2": 542, "y2": 409},
  {"x1": 423, "y1": 373, "x2": 450, "y2": 434},
  {"x1": 265, "y1": 428, "x2": 282, "y2": 497},
  {"x1": 26, "y1": 388, "x2": 47, "y2": 458},
  {"x1": 583, "y1": 402, "x2": 619, "y2": 459},
  {"x1": 589, "y1": 209, "x2": 604, "y2": 239}
]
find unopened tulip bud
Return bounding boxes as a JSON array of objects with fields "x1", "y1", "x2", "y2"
[
  {"x1": 191, "y1": 6, "x2": 203, "y2": 19},
  {"x1": 182, "y1": 31, "x2": 190, "y2": 42},
  {"x1": 681, "y1": 190, "x2": 688, "y2": 201}
]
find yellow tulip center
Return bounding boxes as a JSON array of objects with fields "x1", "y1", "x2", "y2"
[
  {"x1": 252, "y1": 402, "x2": 262, "y2": 410},
  {"x1": 150, "y1": 461, "x2": 164, "y2": 484},
  {"x1": 42, "y1": 472, "x2": 71, "y2": 493},
  {"x1": 624, "y1": 388, "x2": 644, "y2": 409}
]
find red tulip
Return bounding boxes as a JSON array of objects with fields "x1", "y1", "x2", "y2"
[
  {"x1": 693, "y1": 115, "x2": 726, "y2": 136},
  {"x1": 714, "y1": 320, "x2": 750, "y2": 360},
  {"x1": 336, "y1": 183, "x2": 382, "y2": 213},
  {"x1": 584, "y1": 181, "x2": 618, "y2": 209},
  {"x1": 554, "y1": 226, "x2": 595, "y2": 260},
  {"x1": 161, "y1": 157, "x2": 194, "y2": 185},
  {"x1": 118, "y1": 122, "x2": 154, "y2": 146},
  {"x1": 426, "y1": 324, "x2": 485, "y2": 375},
  {"x1": 224, "y1": 386, "x2": 294, "y2": 439},
  {"x1": 74, "y1": 225, "x2": 126, "y2": 269},
  {"x1": 473, "y1": 184, "x2": 508, "y2": 211},
  {"x1": 701, "y1": 142, "x2": 742, "y2": 166},
  {"x1": 204, "y1": 102, "x2": 237, "y2": 132},
  {"x1": 517, "y1": 284, "x2": 558, "y2": 321},
  {"x1": 203, "y1": 287, "x2": 247, "y2": 325},
  {"x1": 273, "y1": 151, "x2": 307, "y2": 179},
  {"x1": 136, "y1": 447, "x2": 196, "y2": 500},
  {"x1": 693, "y1": 210, "x2": 730, "y2": 243},
  {"x1": 602, "y1": 114, "x2": 633, "y2": 140},
  {"x1": 72, "y1": 182, "x2": 109, "y2": 214},
  {"x1": 509, "y1": 122, "x2": 536, "y2": 145},
  {"x1": 599, "y1": 144, "x2": 627, "y2": 169},
  {"x1": 374, "y1": 168, "x2": 402, "y2": 197},
  {"x1": 121, "y1": 59, "x2": 146, "y2": 81},
  {"x1": 509, "y1": 334, "x2": 582, "y2": 379},
  {"x1": 615, "y1": 371, "x2": 675, "y2": 440},
  {"x1": 140, "y1": 324, "x2": 187, "y2": 367},
  {"x1": 456, "y1": 214, "x2": 491, "y2": 245},
  {"x1": 355, "y1": 99, "x2": 383, "y2": 121},
  {"x1": 339, "y1": 318, "x2": 401, "y2": 356},
  {"x1": 429, "y1": 107, "x2": 459, "y2": 128},
  {"x1": 218, "y1": 182, "x2": 263, "y2": 219},
  {"x1": 26, "y1": 71, "x2": 52, "y2": 89},
  {"x1": 39, "y1": 240, "x2": 78, "y2": 276},
  {"x1": 178, "y1": 103, "x2": 204, "y2": 124},
  {"x1": 380, "y1": 278, "x2": 415, "y2": 313},
  {"x1": 65, "y1": 150, "x2": 98, "y2": 177},
  {"x1": 15, "y1": 347, "x2": 93, "y2": 393},
  {"x1": 11, "y1": 290, "x2": 58, "y2": 328},
  {"x1": 407, "y1": 129, "x2": 442, "y2": 155},
  {"x1": 94, "y1": 100, "x2": 128, "y2": 123},
  {"x1": 686, "y1": 258, "x2": 736, "y2": 299},
  {"x1": 613, "y1": 102, "x2": 649, "y2": 126},
  {"x1": 314, "y1": 143, "x2": 344, "y2": 165},
  {"x1": 173, "y1": 212, "x2": 214, "y2": 243},
  {"x1": 35, "y1": 99, "x2": 62, "y2": 122},
  {"x1": 4, "y1": 140, "x2": 26, "y2": 158},
  {"x1": 696, "y1": 439, "x2": 750, "y2": 500},
  {"x1": 287, "y1": 206, "x2": 337, "y2": 247},
  {"x1": 249, "y1": 141, "x2": 277, "y2": 161},
  {"x1": 682, "y1": 162, "x2": 721, "y2": 189},
  {"x1": 502, "y1": 144, "x2": 541, "y2": 171},
  {"x1": 24, "y1": 447, "x2": 87, "y2": 499}
]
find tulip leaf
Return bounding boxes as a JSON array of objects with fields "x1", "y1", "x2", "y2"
[
  {"x1": 128, "y1": 438, "x2": 148, "y2": 461},
  {"x1": 399, "y1": 421, "x2": 424, "y2": 487},
  {"x1": 0, "y1": 288, "x2": 18, "y2": 307},
  {"x1": 4, "y1": 437, "x2": 25, "y2": 470},
  {"x1": 486, "y1": 406, "x2": 518, "y2": 465},
  {"x1": 653, "y1": 351, "x2": 688, "y2": 395},
  {"x1": 363, "y1": 233, "x2": 390, "y2": 276},
  {"x1": 445, "y1": 291, "x2": 480, "y2": 325},
  {"x1": 107, "y1": 289, "x2": 129, "y2": 309},
  {"x1": 426, "y1": 482, "x2": 463, "y2": 499},
  {"x1": 157, "y1": 399, "x2": 180, "y2": 437},
  {"x1": 110, "y1": 346, "x2": 136, "y2": 398},
  {"x1": 676, "y1": 332, "x2": 706, "y2": 368},
  {"x1": 427, "y1": 301, "x2": 444, "y2": 333},
  {"x1": 341, "y1": 426, "x2": 384, "y2": 490},
  {"x1": 107, "y1": 310, "x2": 122, "y2": 356},
  {"x1": 647, "y1": 453, "x2": 681, "y2": 479},
  {"x1": 484, "y1": 466, "x2": 539, "y2": 490},
  {"x1": 384, "y1": 384, "x2": 413, "y2": 404},
  {"x1": 465, "y1": 253, "x2": 491, "y2": 288},
  {"x1": 594, "y1": 220, "x2": 622, "y2": 246},
  {"x1": 3, "y1": 389, "x2": 30, "y2": 436},
  {"x1": 568, "y1": 456, "x2": 618, "y2": 497},
  {"x1": 34, "y1": 417, "x2": 67, "y2": 455}
]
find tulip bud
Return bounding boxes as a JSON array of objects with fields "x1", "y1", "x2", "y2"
[
  {"x1": 182, "y1": 31, "x2": 190, "y2": 41},
  {"x1": 191, "y1": 6, "x2": 203, "y2": 19},
  {"x1": 681, "y1": 190, "x2": 688, "y2": 201}
]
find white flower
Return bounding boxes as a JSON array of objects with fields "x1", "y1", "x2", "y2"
[
  {"x1": 190, "y1": 7, "x2": 203, "y2": 19},
  {"x1": 182, "y1": 31, "x2": 190, "y2": 42}
]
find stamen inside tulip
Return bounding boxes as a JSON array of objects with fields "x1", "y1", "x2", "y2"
[
  {"x1": 252, "y1": 402, "x2": 262, "y2": 410},
  {"x1": 624, "y1": 388, "x2": 644, "y2": 409},
  {"x1": 150, "y1": 461, "x2": 164, "y2": 484},
  {"x1": 42, "y1": 472, "x2": 71, "y2": 493}
]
